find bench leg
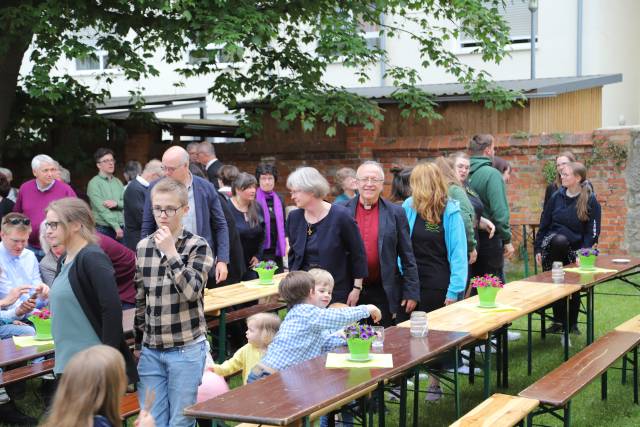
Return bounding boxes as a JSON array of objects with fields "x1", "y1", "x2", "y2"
[
  {"x1": 623, "y1": 354, "x2": 628, "y2": 385},
  {"x1": 587, "y1": 287, "x2": 595, "y2": 345},
  {"x1": 601, "y1": 370, "x2": 608, "y2": 400},
  {"x1": 483, "y1": 336, "x2": 491, "y2": 399},
  {"x1": 216, "y1": 309, "x2": 227, "y2": 364},
  {"x1": 634, "y1": 347, "x2": 639, "y2": 404},
  {"x1": 564, "y1": 402, "x2": 571, "y2": 427},
  {"x1": 496, "y1": 331, "x2": 502, "y2": 388},
  {"x1": 527, "y1": 313, "x2": 533, "y2": 375},
  {"x1": 563, "y1": 297, "x2": 570, "y2": 361},
  {"x1": 454, "y1": 348, "x2": 461, "y2": 419},
  {"x1": 540, "y1": 308, "x2": 547, "y2": 341},
  {"x1": 503, "y1": 328, "x2": 509, "y2": 388},
  {"x1": 377, "y1": 380, "x2": 385, "y2": 427},
  {"x1": 399, "y1": 373, "x2": 408, "y2": 427},
  {"x1": 412, "y1": 369, "x2": 420, "y2": 427},
  {"x1": 469, "y1": 346, "x2": 476, "y2": 385}
]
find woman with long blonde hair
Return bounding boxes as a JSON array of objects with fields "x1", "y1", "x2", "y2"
[
  {"x1": 41, "y1": 345, "x2": 154, "y2": 427},
  {"x1": 402, "y1": 162, "x2": 467, "y2": 401}
]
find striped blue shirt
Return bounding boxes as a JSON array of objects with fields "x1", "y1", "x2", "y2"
[{"x1": 261, "y1": 303, "x2": 370, "y2": 371}]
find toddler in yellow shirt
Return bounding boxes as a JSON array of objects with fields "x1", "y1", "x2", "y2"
[{"x1": 210, "y1": 312, "x2": 281, "y2": 384}]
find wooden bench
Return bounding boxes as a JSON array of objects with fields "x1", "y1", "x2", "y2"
[
  {"x1": 449, "y1": 393, "x2": 538, "y2": 427},
  {"x1": 234, "y1": 383, "x2": 378, "y2": 427},
  {"x1": 519, "y1": 325, "x2": 640, "y2": 426},
  {"x1": 0, "y1": 359, "x2": 54, "y2": 388},
  {"x1": 205, "y1": 301, "x2": 286, "y2": 330},
  {"x1": 120, "y1": 392, "x2": 141, "y2": 420}
]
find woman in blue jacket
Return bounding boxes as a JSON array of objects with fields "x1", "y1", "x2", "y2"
[
  {"x1": 535, "y1": 162, "x2": 601, "y2": 334},
  {"x1": 402, "y1": 162, "x2": 467, "y2": 401}
]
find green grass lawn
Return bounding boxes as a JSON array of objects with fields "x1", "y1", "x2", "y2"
[{"x1": 4, "y1": 277, "x2": 640, "y2": 427}]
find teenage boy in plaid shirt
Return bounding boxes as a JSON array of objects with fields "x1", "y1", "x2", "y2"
[{"x1": 134, "y1": 178, "x2": 214, "y2": 427}]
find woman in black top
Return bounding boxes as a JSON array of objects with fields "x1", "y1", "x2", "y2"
[
  {"x1": 0, "y1": 173, "x2": 14, "y2": 223},
  {"x1": 229, "y1": 173, "x2": 265, "y2": 280},
  {"x1": 286, "y1": 167, "x2": 367, "y2": 305},
  {"x1": 535, "y1": 162, "x2": 601, "y2": 333},
  {"x1": 255, "y1": 163, "x2": 286, "y2": 270}
]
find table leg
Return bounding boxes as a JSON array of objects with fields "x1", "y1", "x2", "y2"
[
  {"x1": 469, "y1": 346, "x2": 476, "y2": 385},
  {"x1": 454, "y1": 348, "x2": 461, "y2": 419},
  {"x1": 634, "y1": 347, "x2": 639, "y2": 404},
  {"x1": 527, "y1": 313, "x2": 533, "y2": 376},
  {"x1": 217, "y1": 309, "x2": 227, "y2": 364},
  {"x1": 377, "y1": 380, "x2": 385, "y2": 427},
  {"x1": 563, "y1": 298, "x2": 570, "y2": 361},
  {"x1": 522, "y1": 225, "x2": 530, "y2": 278},
  {"x1": 503, "y1": 329, "x2": 509, "y2": 388},
  {"x1": 484, "y1": 337, "x2": 491, "y2": 399},
  {"x1": 588, "y1": 287, "x2": 595, "y2": 344},
  {"x1": 413, "y1": 370, "x2": 419, "y2": 427},
  {"x1": 601, "y1": 371, "x2": 608, "y2": 400},
  {"x1": 303, "y1": 415, "x2": 311, "y2": 427},
  {"x1": 399, "y1": 374, "x2": 408, "y2": 427},
  {"x1": 496, "y1": 331, "x2": 502, "y2": 388}
]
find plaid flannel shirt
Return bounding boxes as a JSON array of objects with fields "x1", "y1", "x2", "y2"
[
  {"x1": 134, "y1": 229, "x2": 214, "y2": 350},
  {"x1": 261, "y1": 303, "x2": 370, "y2": 371}
]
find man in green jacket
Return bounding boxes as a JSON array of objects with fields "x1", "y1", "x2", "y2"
[
  {"x1": 87, "y1": 147, "x2": 125, "y2": 240},
  {"x1": 468, "y1": 134, "x2": 515, "y2": 281}
]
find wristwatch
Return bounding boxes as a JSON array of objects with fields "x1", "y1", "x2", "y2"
[{"x1": 353, "y1": 285, "x2": 362, "y2": 291}]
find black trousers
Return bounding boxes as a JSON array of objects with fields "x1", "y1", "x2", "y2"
[
  {"x1": 542, "y1": 234, "x2": 580, "y2": 328},
  {"x1": 358, "y1": 284, "x2": 394, "y2": 327},
  {"x1": 470, "y1": 231, "x2": 504, "y2": 279}
]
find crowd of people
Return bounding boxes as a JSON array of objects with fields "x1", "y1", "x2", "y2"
[{"x1": 0, "y1": 134, "x2": 601, "y2": 426}]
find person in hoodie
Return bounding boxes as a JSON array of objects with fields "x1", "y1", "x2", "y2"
[
  {"x1": 467, "y1": 135, "x2": 515, "y2": 282},
  {"x1": 401, "y1": 161, "x2": 467, "y2": 401},
  {"x1": 534, "y1": 162, "x2": 601, "y2": 334}
]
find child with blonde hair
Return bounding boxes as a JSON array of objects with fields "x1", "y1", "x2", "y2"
[{"x1": 210, "y1": 312, "x2": 281, "y2": 384}]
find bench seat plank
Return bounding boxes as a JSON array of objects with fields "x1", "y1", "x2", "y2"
[
  {"x1": 0, "y1": 359, "x2": 54, "y2": 387},
  {"x1": 450, "y1": 393, "x2": 538, "y2": 427},
  {"x1": 120, "y1": 393, "x2": 140, "y2": 419},
  {"x1": 615, "y1": 314, "x2": 640, "y2": 334},
  {"x1": 519, "y1": 331, "x2": 640, "y2": 406}
]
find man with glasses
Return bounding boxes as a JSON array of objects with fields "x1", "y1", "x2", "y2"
[
  {"x1": 340, "y1": 161, "x2": 420, "y2": 326},
  {"x1": 141, "y1": 146, "x2": 229, "y2": 284},
  {"x1": 13, "y1": 154, "x2": 76, "y2": 260},
  {"x1": 87, "y1": 148, "x2": 125, "y2": 240}
]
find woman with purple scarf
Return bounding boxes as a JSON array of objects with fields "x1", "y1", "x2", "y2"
[{"x1": 255, "y1": 163, "x2": 286, "y2": 271}]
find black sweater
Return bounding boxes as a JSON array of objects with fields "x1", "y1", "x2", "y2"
[
  {"x1": 534, "y1": 187, "x2": 601, "y2": 254},
  {"x1": 58, "y1": 244, "x2": 138, "y2": 383}
]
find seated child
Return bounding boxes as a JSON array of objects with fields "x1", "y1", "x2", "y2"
[
  {"x1": 210, "y1": 312, "x2": 281, "y2": 384},
  {"x1": 248, "y1": 271, "x2": 381, "y2": 383}
]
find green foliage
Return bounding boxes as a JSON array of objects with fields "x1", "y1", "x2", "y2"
[
  {"x1": 542, "y1": 160, "x2": 557, "y2": 185},
  {"x1": 585, "y1": 139, "x2": 628, "y2": 169},
  {"x1": 1, "y1": 0, "x2": 525, "y2": 144},
  {"x1": 513, "y1": 130, "x2": 531, "y2": 139},
  {"x1": 550, "y1": 132, "x2": 566, "y2": 142}
]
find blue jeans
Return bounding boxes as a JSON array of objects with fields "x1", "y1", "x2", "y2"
[
  {"x1": 0, "y1": 323, "x2": 35, "y2": 340},
  {"x1": 137, "y1": 340, "x2": 206, "y2": 427},
  {"x1": 96, "y1": 224, "x2": 117, "y2": 240}
]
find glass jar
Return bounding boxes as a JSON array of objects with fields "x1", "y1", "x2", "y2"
[{"x1": 410, "y1": 311, "x2": 428, "y2": 337}]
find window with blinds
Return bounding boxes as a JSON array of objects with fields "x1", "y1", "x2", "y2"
[{"x1": 460, "y1": 1, "x2": 538, "y2": 48}]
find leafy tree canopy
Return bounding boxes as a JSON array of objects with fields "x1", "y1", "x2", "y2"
[{"x1": 0, "y1": 0, "x2": 523, "y2": 146}]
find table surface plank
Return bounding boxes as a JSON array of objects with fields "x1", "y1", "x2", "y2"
[
  {"x1": 450, "y1": 393, "x2": 539, "y2": 427},
  {"x1": 185, "y1": 327, "x2": 471, "y2": 425},
  {"x1": 614, "y1": 314, "x2": 640, "y2": 334},
  {"x1": 398, "y1": 281, "x2": 581, "y2": 338},
  {"x1": 203, "y1": 273, "x2": 286, "y2": 312},
  {"x1": 522, "y1": 255, "x2": 640, "y2": 287},
  {"x1": 519, "y1": 330, "x2": 640, "y2": 406}
]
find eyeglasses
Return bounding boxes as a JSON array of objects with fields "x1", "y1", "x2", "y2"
[
  {"x1": 152, "y1": 205, "x2": 184, "y2": 217},
  {"x1": 98, "y1": 158, "x2": 115, "y2": 164},
  {"x1": 3, "y1": 217, "x2": 31, "y2": 226},
  {"x1": 356, "y1": 177, "x2": 384, "y2": 184},
  {"x1": 44, "y1": 221, "x2": 60, "y2": 231},
  {"x1": 161, "y1": 164, "x2": 185, "y2": 173}
]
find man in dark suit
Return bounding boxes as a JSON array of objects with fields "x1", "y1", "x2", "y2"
[
  {"x1": 141, "y1": 146, "x2": 229, "y2": 284},
  {"x1": 197, "y1": 141, "x2": 223, "y2": 189},
  {"x1": 342, "y1": 161, "x2": 420, "y2": 326},
  {"x1": 123, "y1": 159, "x2": 163, "y2": 251}
]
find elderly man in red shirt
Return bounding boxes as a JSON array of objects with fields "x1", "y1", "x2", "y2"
[{"x1": 341, "y1": 161, "x2": 420, "y2": 326}]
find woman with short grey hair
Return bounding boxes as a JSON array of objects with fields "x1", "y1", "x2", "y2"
[{"x1": 286, "y1": 167, "x2": 368, "y2": 305}]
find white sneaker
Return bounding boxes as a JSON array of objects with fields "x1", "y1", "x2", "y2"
[
  {"x1": 0, "y1": 388, "x2": 9, "y2": 404},
  {"x1": 475, "y1": 344, "x2": 497, "y2": 354},
  {"x1": 507, "y1": 331, "x2": 521, "y2": 341},
  {"x1": 418, "y1": 373, "x2": 429, "y2": 381},
  {"x1": 447, "y1": 365, "x2": 481, "y2": 375},
  {"x1": 560, "y1": 334, "x2": 572, "y2": 348}
]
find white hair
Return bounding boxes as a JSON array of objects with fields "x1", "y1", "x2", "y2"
[
  {"x1": 0, "y1": 167, "x2": 12, "y2": 180},
  {"x1": 286, "y1": 167, "x2": 330, "y2": 198},
  {"x1": 31, "y1": 154, "x2": 56, "y2": 171},
  {"x1": 358, "y1": 160, "x2": 385, "y2": 180}
]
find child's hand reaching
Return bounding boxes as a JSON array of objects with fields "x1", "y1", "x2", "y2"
[{"x1": 366, "y1": 305, "x2": 382, "y2": 323}]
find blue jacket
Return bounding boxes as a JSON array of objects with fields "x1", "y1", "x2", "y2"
[
  {"x1": 401, "y1": 198, "x2": 468, "y2": 301},
  {"x1": 141, "y1": 175, "x2": 230, "y2": 263},
  {"x1": 342, "y1": 197, "x2": 420, "y2": 313}
]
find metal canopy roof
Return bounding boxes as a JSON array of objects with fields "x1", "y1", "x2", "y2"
[
  {"x1": 97, "y1": 93, "x2": 207, "y2": 110},
  {"x1": 344, "y1": 74, "x2": 622, "y2": 103}
]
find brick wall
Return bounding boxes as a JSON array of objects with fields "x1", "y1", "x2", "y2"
[{"x1": 216, "y1": 125, "x2": 632, "y2": 255}]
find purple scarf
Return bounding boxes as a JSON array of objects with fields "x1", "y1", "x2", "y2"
[{"x1": 256, "y1": 188, "x2": 286, "y2": 257}]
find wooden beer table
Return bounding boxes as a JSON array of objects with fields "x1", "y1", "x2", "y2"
[{"x1": 185, "y1": 327, "x2": 471, "y2": 427}]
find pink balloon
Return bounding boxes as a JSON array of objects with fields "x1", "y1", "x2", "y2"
[{"x1": 197, "y1": 371, "x2": 230, "y2": 403}]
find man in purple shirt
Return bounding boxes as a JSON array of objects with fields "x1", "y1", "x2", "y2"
[{"x1": 13, "y1": 154, "x2": 76, "y2": 259}]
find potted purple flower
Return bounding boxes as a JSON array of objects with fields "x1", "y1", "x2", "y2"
[
  {"x1": 576, "y1": 247, "x2": 599, "y2": 271},
  {"x1": 28, "y1": 307, "x2": 52, "y2": 340},
  {"x1": 253, "y1": 260, "x2": 279, "y2": 284},
  {"x1": 344, "y1": 323, "x2": 375, "y2": 361},
  {"x1": 471, "y1": 274, "x2": 504, "y2": 308}
]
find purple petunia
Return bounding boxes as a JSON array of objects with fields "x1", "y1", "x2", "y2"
[
  {"x1": 253, "y1": 260, "x2": 279, "y2": 271},
  {"x1": 577, "y1": 247, "x2": 600, "y2": 257},
  {"x1": 345, "y1": 323, "x2": 375, "y2": 340}
]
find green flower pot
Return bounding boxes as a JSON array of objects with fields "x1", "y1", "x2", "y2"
[
  {"x1": 253, "y1": 267, "x2": 278, "y2": 284},
  {"x1": 347, "y1": 337, "x2": 373, "y2": 361},
  {"x1": 477, "y1": 286, "x2": 499, "y2": 308},
  {"x1": 28, "y1": 316, "x2": 52, "y2": 340},
  {"x1": 578, "y1": 254, "x2": 596, "y2": 271}
]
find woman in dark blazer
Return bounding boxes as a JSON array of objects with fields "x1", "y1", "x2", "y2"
[
  {"x1": 286, "y1": 167, "x2": 368, "y2": 305},
  {"x1": 46, "y1": 198, "x2": 137, "y2": 384}
]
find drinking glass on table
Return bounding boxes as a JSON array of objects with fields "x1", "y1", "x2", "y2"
[
  {"x1": 372, "y1": 326, "x2": 384, "y2": 350},
  {"x1": 551, "y1": 261, "x2": 565, "y2": 283},
  {"x1": 410, "y1": 311, "x2": 428, "y2": 337}
]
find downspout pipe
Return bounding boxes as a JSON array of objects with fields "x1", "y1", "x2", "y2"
[
  {"x1": 577, "y1": 0, "x2": 583, "y2": 76},
  {"x1": 379, "y1": 12, "x2": 386, "y2": 87}
]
